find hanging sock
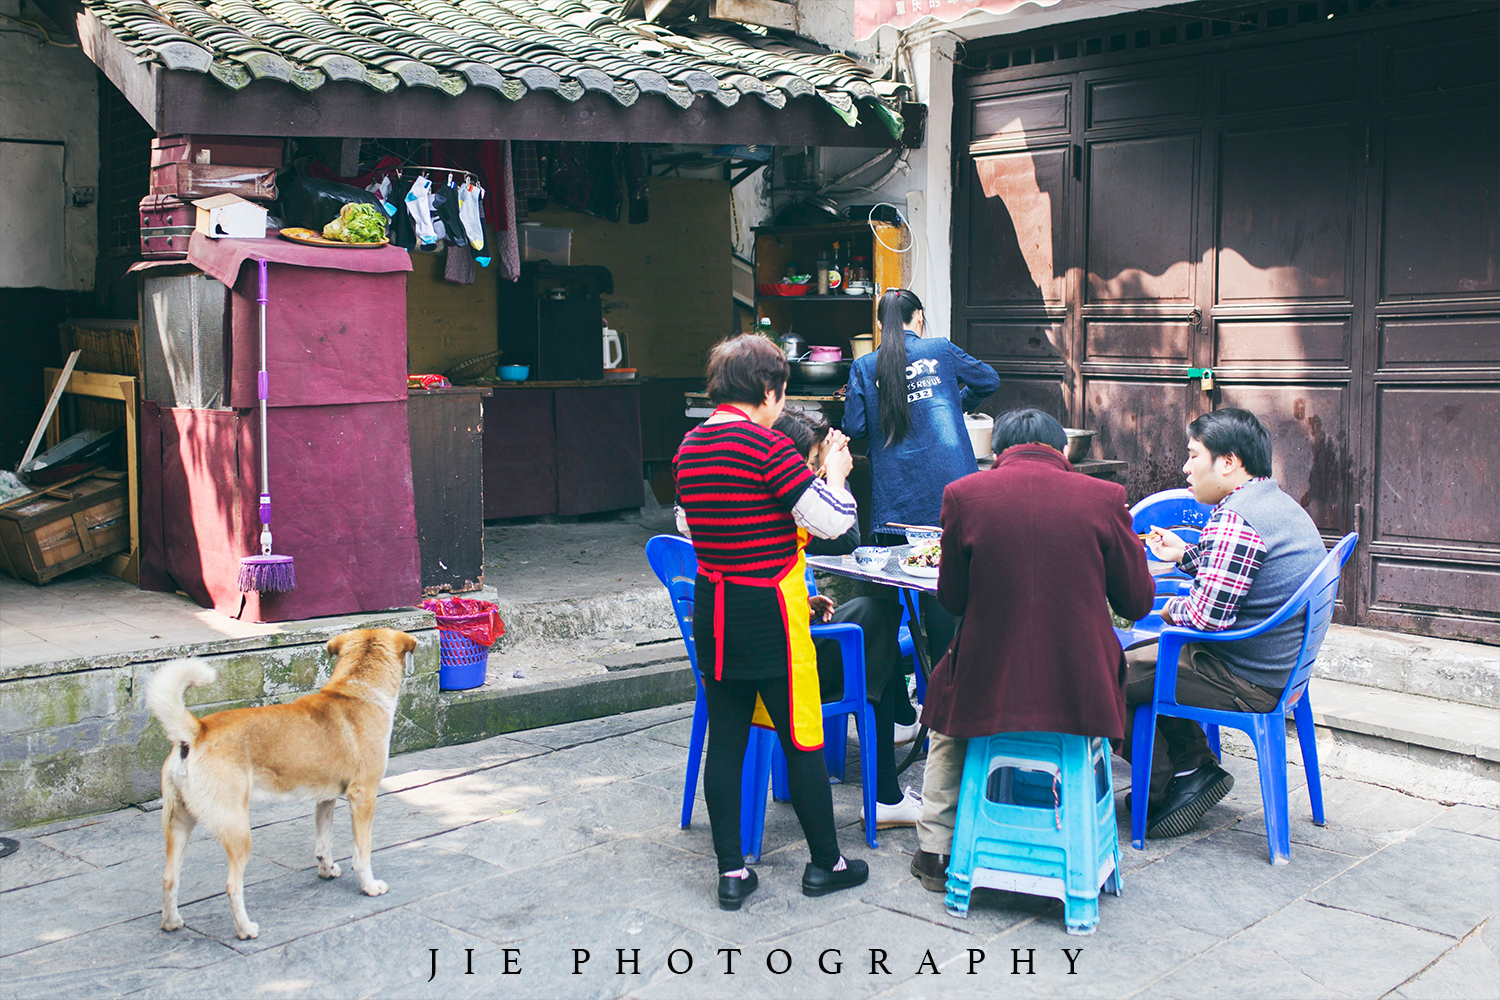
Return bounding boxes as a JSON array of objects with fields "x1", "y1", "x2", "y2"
[
  {"x1": 405, "y1": 176, "x2": 438, "y2": 245},
  {"x1": 458, "y1": 181, "x2": 486, "y2": 251}
]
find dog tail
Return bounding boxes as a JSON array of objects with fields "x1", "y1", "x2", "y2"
[{"x1": 146, "y1": 659, "x2": 216, "y2": 745}]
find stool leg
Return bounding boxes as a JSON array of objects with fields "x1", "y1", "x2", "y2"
[{"x1": 1064, "y1": 892, "x2": 1100, "y2": 935}]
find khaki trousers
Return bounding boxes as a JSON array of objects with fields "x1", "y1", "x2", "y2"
[{"x1": 915, "y1": 731, "x2": 967, "y2": 855}]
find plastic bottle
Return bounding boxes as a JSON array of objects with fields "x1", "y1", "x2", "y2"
[{"x1": 757, "y1": 316, "x2": 776, "y2": 342}]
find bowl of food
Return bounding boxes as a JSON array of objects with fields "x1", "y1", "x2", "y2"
[
  {"x1": 903, "y1": 527, "x2": 942, "y2": 547},
  {"x1": 901, "y1": 541, "x2": 942, "y2": 578},
  {"x1": 851, "y1": 546, "x2": 890, "y2": 571}
]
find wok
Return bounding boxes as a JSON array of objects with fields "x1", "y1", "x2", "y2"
[{"x1": 788, "y1": 360, "x2": 851, "y2": 387}]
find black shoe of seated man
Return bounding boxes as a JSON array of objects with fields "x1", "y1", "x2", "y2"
[
  {"x1": 1147, "y1": 764, "x2": 1235, "y2": 839},
  {"x1": 802, "y1": 858, "x2": 869, "y2": 897},
  {"x1": 717, "y1": 868, "x2": 758, "y2": 911},
  {"x1": 910, "y1": 849, "x2": 950, "y2": 892}
]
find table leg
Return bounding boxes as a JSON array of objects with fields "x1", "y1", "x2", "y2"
[{"x1": 897, "y1": 587, "x2": 930, "y2": 777}]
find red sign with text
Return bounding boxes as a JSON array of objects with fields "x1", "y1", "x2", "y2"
[{"x1": 855, "y1": 0, "x2": 1061, "y2": 40}]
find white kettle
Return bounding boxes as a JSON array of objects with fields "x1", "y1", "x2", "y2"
[{"x1": 602, "y1": 325, "x2": 623, "y2": 370}]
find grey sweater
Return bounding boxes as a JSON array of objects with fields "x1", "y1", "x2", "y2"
[{"x1": 1211, "y1": 479, "x2": 1327, "y2": 690}]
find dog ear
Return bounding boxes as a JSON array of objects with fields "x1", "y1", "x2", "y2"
[
  {"x1": 327, "y1": 632, "x2": 349, "y2": 658},
  {"x1": 397, "y1": 631, "x2": 418, "y2": 656}
]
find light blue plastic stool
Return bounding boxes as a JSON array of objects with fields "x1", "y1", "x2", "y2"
[{"x1": 945, "y1": 732, "x2": 1122, "y2": 935}]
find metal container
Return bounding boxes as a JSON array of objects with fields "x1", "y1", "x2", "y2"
[
  {"x1": 1064, "y1": 428, "x2": 1094, "y2": 463},
  {"x1": 788, "y1": 360, "x2": 851, "y2": 386}
]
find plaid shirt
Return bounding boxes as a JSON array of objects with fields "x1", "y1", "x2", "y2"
[{"x1": 1164, "y1": 480, "x2": 1268, "y2": 631}]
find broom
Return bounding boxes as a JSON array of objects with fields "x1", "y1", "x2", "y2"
[{"x1": 237, "y1": 258, "x2": 297, "y2": 593}]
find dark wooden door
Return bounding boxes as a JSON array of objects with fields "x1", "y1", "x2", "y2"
[
  {"x1": 954, "y1": 8, "x2": 1499, "y2": 640},
  {"x1": 1356, "y1": 25, "x2": 1500, "y2": 640}
]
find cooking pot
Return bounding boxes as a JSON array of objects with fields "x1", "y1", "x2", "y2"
[
  {"x1": 1064, "y1": 428, "x2": 1094, "y2": 463},
  {"x1": 807, "y1": 346, "x2": 843, "y2": 363},
  {"x1": 788, "y1": 360, "x2": 851, "y2": 386}
]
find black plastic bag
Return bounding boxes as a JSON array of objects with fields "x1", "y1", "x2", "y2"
[{"x1": 277, "y1": 171, "x2": 383, "y2": 232}]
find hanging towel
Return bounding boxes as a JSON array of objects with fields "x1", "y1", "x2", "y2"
[
  {"x1": 444, "y1": 241, "x2": 476, "y2": 285},
  {"x1": 496, "y1": 140, "x2": 521, "y2": 282}
]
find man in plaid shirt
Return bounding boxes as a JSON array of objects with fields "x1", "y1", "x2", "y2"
[{"x1": 1125, "y1": 409, "x2": 1327, "y2": 840}]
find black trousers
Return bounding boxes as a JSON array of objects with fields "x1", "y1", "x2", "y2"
[
  {"x1": 814, "y1": 596, "x2": 910, "y2": 805},
  {"x1": 701, "y1": 674, "x2": 841, "y2": 874}
]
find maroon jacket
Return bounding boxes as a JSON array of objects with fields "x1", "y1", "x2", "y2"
[{"x1": 920, "y1": 445, "x2": 1155, "y2": 740}]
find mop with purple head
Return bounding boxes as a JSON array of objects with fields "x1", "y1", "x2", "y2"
[{"x1": 238, "y1": 257, "x2": 296, "y2": 593}]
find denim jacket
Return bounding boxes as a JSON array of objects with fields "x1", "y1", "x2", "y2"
[{"x1": 843, "y1": 333, "x2": 1000, "y2": 534}]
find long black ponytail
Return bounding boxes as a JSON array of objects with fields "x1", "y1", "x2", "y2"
[{"x1": 875, "y1": 288, "x2": 923, "y2": 445}]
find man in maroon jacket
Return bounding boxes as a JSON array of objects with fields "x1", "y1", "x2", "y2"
[{"x1": 911, "y1": 409, "x2": 1156, "y2": 891}]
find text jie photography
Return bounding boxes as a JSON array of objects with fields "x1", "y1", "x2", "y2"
[{"x1": 423, "y1": 944, "x2": 1088, "y2": 983}]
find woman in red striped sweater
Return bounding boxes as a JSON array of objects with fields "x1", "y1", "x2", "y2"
[{"x1": 673, "y1": 334, "x2": 869, "y2": 910}]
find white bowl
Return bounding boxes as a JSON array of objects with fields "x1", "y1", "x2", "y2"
[
  {"x1": 852, "y1": 546, "x2": 890, "y2": 571},
  {"x1": 904, "y1": 528, "x2": 941, "y2": 547}
]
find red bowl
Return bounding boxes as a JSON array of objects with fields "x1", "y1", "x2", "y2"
[{"x1": 755, "y1": 283, "x2": 812, "y2": 297}]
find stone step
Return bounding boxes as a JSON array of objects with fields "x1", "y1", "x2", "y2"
[
  {"x1": 1311, "y1": 678, "x2": 1500, "y2": 763},
  {"x1": 1314, "y1": 625, "x2": 1498, "y2": 708}
]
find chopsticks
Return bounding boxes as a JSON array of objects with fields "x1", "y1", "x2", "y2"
[{"x1": 885, "y1": 522, "x2": 942, "y2": 533}]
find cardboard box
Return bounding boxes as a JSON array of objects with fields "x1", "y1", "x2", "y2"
[{"x1": 194, "y1": 194, "x2": 268, "y2": 240}]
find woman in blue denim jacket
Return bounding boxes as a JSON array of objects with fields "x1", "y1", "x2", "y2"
[
  {"x1": 843, "y1": 289, "x2": 999, "y2": 666},
  {"x1": 844, "y1": 289, "x2": 1000, "y2": 537}
]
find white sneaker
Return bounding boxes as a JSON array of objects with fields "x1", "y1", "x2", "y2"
[
  {"x1": 862, "y1": 788, "x2": 923, "y2": 830},
  {"x1": 893, "y1": 721, "x2": 922, "y2": 746}
]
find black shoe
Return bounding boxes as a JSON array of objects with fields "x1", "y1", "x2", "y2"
[
  {"x1": 802, "y1": 858, "x2": 869, "y2": 897},
  {"x1": 910, "y1": 849, "x2": 950, "y2": 892},
  {"x1": 717, "y1": 869, "x2": 758, "y2": 910},
  {"x1": 1147, "y1": 765, "x2": 1234, "y2": 839}
]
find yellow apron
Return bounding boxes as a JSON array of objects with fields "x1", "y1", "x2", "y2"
[{"x1": 702, "y1": 528, "x2": 824, "y2": 750}]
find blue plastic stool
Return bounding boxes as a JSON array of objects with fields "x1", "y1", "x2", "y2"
[{"x1": 945, "y1": 732, "x2": 1122, "y2": 935}]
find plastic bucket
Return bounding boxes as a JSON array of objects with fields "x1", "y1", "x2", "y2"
[
  {"x1": 436, "y1": 628, "x2": 489, "y2": 690},
  {"x1": 423, "y1": 598, "x2": 503, "y2": 691}
]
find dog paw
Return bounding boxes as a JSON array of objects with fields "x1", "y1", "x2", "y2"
[
  {"x1": 318, "y1": 860, "x2": 342, "y2": 879},
  {"x1": 161, "y1": 915, "x2": 184, "y2": 932},
  {"x1": 361, "y1": 879, "x2": 389, "y2": 897},
  {"x1": 234, "y1": 921, "x2": 260, "y2": 940}
]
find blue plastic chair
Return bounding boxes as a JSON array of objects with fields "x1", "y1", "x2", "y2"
[
  {"x1": 645, "y1": 535, "x2": 779, "y2": 859},
  {"x1": 1130, "y1": 489, "x2": 1213, "y2": 604},
  {"x1": 1129, "y1": 532, "x2": 1358, "y2": 865},
  {"x1": 946, "y1": 732, "x2": 1122, "y2": 935}
]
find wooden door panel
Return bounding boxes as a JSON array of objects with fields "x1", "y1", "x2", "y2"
[
  {"x1": 1216, "y1": 383, "x2": 1352, "y2": 534},
  {"x1": 971, "y1": 87, "x2": 1070, "y2": 141},
  {"x1": 968, "y1": 148, "x2": 1069, "y2": 305},
  {"x1": 971, "y1": 375, "x2": 1069, "y2": 422},
  {"x1": 1378, "y1": 316, "x2": 1500, "y2": 368},
  {"x1": 969, "y1": 320, "x2": 1065, "y2": 365},
  {"x1": 1380, "y1": 105, "x2": 1500, "y2": 299},
  {"x1": 1083, "y1": 378, "x2": 1197, "y2": 502},
  {"x1": 1373, "y1": 385, "x2": 1500, "y2": 548},
  {"x1": 1088, "y1": 72, "x2": 1200, "y2": 127},
  {"x1": 1084, "y1": 321, "x2": 1192, "y2": 365},
  {"x1": 1374, "y1": 560, "x2": 1500, "y2": 620},
  {"x1": 1086, "y1": 134, "x2": 1197, "y2": 303},
  {"x1": 1217, "y1": 122, "x2": 1358, "y2": 302},
  {"x1": 1215, "y1": 319, "x2": 1351, "y2": 369},
  {"x1": 1219, "y1": 52, "x2": 1358, "y2": 115}
]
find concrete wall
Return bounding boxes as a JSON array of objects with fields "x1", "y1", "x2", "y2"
[
  {"x1": 0, "y1": 0, "x2": 98, "y2": 292},
  {"x1": 405, "y1": 176, "x2": 732, "y2": 379}
]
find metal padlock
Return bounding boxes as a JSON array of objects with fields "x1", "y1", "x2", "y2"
[{"x1": 1201, "y1": 368, "x2": 1214, "y2": 390}]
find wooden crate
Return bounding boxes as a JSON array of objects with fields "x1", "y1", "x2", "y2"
[{"x1": 0, "y1": 473, "x2": 131, "y2": 585}]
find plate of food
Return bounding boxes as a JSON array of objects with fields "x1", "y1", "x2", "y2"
[
  {"x1": 278, "y1": 227, "x2": 388, "y2": 248},
  {"x1": 900, "y1": 541, "x2": 941, "y2": 579}
]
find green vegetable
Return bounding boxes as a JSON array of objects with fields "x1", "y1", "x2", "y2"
[{"x1": 322, "y1": 202, "x2": 387, "y2": 243}]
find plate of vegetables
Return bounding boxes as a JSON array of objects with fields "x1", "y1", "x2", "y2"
[
  {"x1": 279, "y1": 203, "x2": 390, "y2": 247},
  {"x1": 901, "y1": 542, "x2": 941, "y2": 579}
]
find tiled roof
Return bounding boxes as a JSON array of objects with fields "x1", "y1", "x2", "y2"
[{"x1": 85, "y1": 0, "x2": 909, "y2": 135}]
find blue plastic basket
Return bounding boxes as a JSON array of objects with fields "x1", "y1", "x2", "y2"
[{"x1": 436, "y1": 628, "x2": 489, "y2": 690}]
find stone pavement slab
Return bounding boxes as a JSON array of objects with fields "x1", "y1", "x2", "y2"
[{"x1": 3, "y1": 704, "x2": 1498, "y2": 999}]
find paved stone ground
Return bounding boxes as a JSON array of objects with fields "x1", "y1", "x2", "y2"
[{"x1": 2, "y1": 703, "x2": 1496, "y2": 1000}]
